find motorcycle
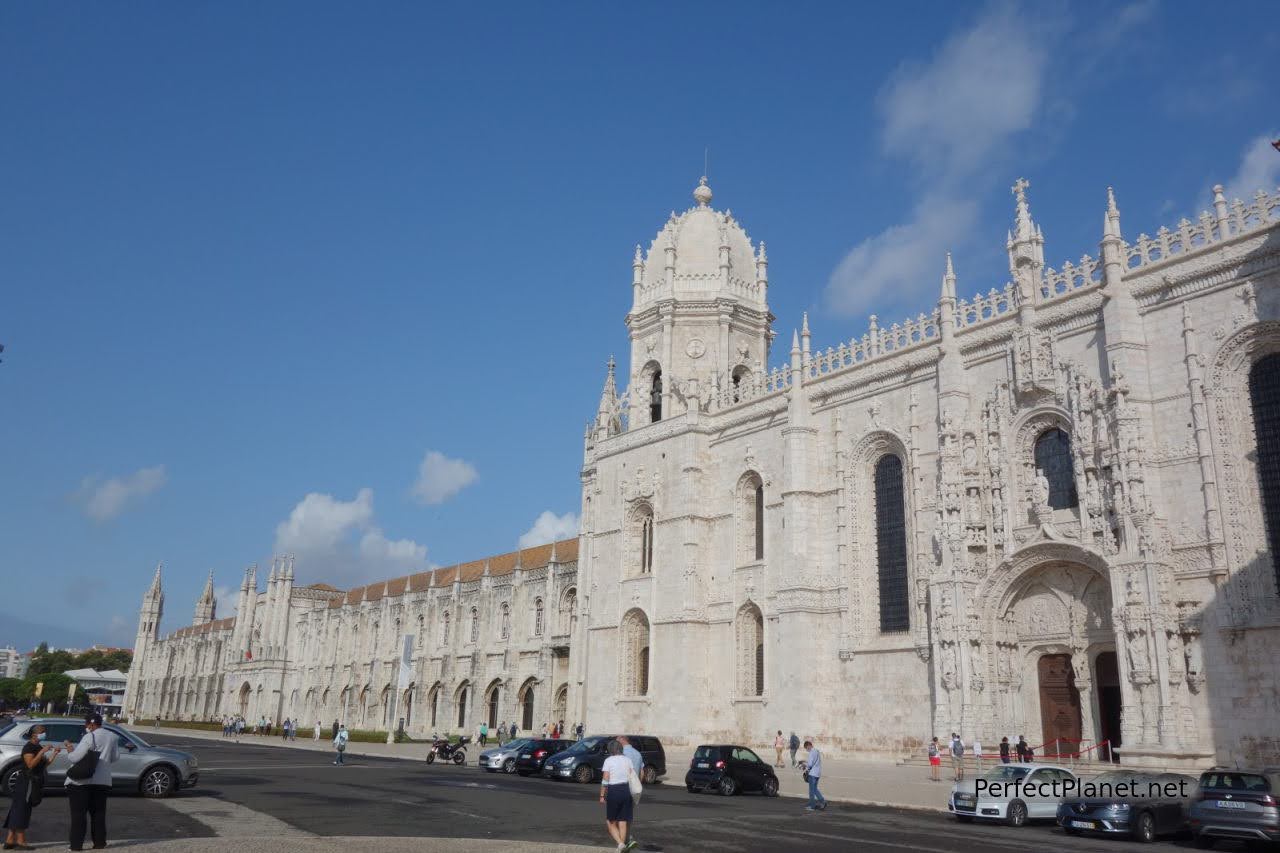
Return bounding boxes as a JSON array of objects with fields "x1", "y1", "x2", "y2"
[{"x1": 425, "y1": 734, "x2": 470, "y2": 765}]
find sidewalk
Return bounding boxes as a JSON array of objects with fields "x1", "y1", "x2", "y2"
[{"x1": 143, "y1": 726, "x2": 962, "y2": 812}]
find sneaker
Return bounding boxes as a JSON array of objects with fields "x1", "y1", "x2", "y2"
[
  {"x1": 804, "y1": 805, "x2": 816, "y2": 811},
  {"x1": 624, "y1": 842, "x2": 638, "y2": 852}
]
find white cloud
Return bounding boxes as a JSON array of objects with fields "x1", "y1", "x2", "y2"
[
  {"x1": 518, "y1": 511, "x2": 580, "y2": 549},
  {"x1": 1223, "y1": 133, "x2": 1280, "y2": 203},
  {"x1": 274, "y1": 488, "x2": 427, "y2": 588},
  {"x1": 214, "y1": 585, "x2": 238, "y2": 617},
  {"x1": 76, "y1": 465, "x2": 167, "y2": 522},
  {"x1": 878, "y1": 5, "x2": 1047, "y2": 182},
  {"x1": 410, "y1": 451, "x2": 477, "y2": 506},
  {"x1": 827, "y1": 194, "x2": 980, "y2": 319}
]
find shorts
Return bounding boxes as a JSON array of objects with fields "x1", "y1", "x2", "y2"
[
  {"x1": 605, "y1": 783, "x2": 634, "y2": 822},
  {"x1": 929, "y1": 755, "x2": 941, "y2": 766},
  {"x1": 951, "y1": 755, "x2": 963, "y2": 768}
]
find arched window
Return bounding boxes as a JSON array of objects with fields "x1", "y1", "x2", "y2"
[
  {"x1": 519, "y1": 680, "x2": 536, "y2": 730},
  {"x1": 469, "y1": 607, "x2": 479, "y2": 644},
  {"x1": 456, "y1": 684, "x2": 468, "y2": 729},
  {"x1": 441, "y1": 611, "x2": 451, "y2": 644},
  {"x1": 631, "y1": 504, "x2": 655, "y2": 575},
  {"x1": 416, "y1": 614, "x2": 424, "y2": 649},
  {"x1": 533, "y1": 598, "x2": 544, "y2": 636},
  {"x1": 736, "y1": 603, "x2": 764, "y2": 697},
  {"x1": 1250, "y1": 353, "x2": 1280, "y2": 593},
  {"x1": 1034, "y1": 428, "x2": 1079, "y2": 509},
  {"x1": 737, "y1": 472, "x2": 765, "y2": 564},
  {"x1": 650, "y1": 370, "x2": 663, "y2": 423},
  {"x1": 874, "y1": 454, "x2": 910, "y2": 633},
  {"x1": 559, "y1": 588, "x2": 577, "y2": 635},
  {"x1": 500, "y1": 603, "x2": 510, "y2": 640},
  {"x1": 428, "y1": 684, "x2": 440, "y2": 728},
  {"x1": 486, "y1": 683, "x2": 500, "y2": 729},
  {"x1": 621, "y1": 609, "x2": 651, "y2": 697}
]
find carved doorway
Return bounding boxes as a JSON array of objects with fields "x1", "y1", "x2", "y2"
[
  {"x1": 1037, "y1": 653, "x2": 1081, "y2": 758},
  {"x1": 1094, "y1": 651, "x2": 1122, "y2": 762}
]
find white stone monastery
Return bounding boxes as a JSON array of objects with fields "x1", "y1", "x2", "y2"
[{"x1": 127, "y1": 175, "x2": 1280, "y2": 766}]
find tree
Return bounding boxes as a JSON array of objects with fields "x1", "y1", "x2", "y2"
[
  {"x1": 27, "y1": 649, "x2": 76, "y2": 677},
  {"x1": 21, "y1": 672, "x2": 76, "y2": 710},
  {"x1": 0, "y1": 678, "x2": 25, "y2": 708}
]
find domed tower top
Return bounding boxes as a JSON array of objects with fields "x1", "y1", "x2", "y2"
[{"x1": 692, "y1": 175, "x2": 713, "y2": 207}]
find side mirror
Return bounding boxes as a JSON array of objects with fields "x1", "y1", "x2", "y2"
[{"x1": 124, "y1": 742, "x2": 137, "y2": 751}]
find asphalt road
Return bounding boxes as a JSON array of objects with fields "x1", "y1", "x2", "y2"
[{"x1": 14, "y1": 736, "x2": 1213, "y2": 852}]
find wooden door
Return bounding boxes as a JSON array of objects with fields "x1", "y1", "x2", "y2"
[{"x1": 1037, "y1": 654, "x2": 1081, "y2": 757}]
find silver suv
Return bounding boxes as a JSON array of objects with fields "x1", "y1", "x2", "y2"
[
  {"x1": 1188, "y1": 767, "x2": 1280, "y2": 847},
  {"x1": 0, "y1": 717, "x2": 198, "y2": 798}
]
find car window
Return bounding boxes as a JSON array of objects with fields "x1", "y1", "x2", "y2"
[
  {"x1": 732, "y1": 748, "x2": 763, "y2": 763},
  {"x1": 1201, "y1": 772, "x2": 1270, "y2": 791},
  {"x1": 981, "y1": 766, "x2": 1029, "y2": 782},
  {"x1": 693, "y1": 746, "x2": 719, "y2": 760},
  {"x1": 40, "y1": 723, "x2": 86, "y2": 744}
]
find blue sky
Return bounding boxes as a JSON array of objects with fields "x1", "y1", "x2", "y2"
[{"x1": 2, "y1": 1, "x2": 1276, "y2": 649}]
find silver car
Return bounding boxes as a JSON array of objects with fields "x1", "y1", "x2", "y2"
[
  {"x1": 477, "y1": 738, "x2": 535, "y2": 773},
  {"x1": 0, "y1": 717, "x2": 198, "y2": 798},
  {"x1": 949, "y1": 763, "x2": 1078, "y2": 826}
]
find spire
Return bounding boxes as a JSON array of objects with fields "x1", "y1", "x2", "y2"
[
  {"x1": 1007, "y1": 177, "x2": 1046, "y2": 314},
  {"x1": 148, "y1": 562, "x2": 163, "y2": 596},
  {"x1": 1012, "y1": 177, "x2": 1035, "y2": 242},
  {"x1": 941, "y1": 252, "x2": 957, "y2": 302},
  {"x1": 194, "y1": 569, "x2": 216, "y2": 625},
  {"x1": 1104, "y1": 186, "x2": 1121, "y2": 239},
  {"x1": 801, "y1": 312, "x2": 811, "y2": 361},
  {"x1": 597, "y1": 356, "x2": 617, "y2": 415}
]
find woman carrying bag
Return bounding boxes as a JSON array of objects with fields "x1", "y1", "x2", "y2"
[
  {"x1": 599, "y1": 740, "x2": 639, "y2": 853},
  {"x1": 63, "y1": 713, "x2": 119, "y2": 852},
  {"x1": 3, "y1": 724, "x2": 61, "y2": 850}
]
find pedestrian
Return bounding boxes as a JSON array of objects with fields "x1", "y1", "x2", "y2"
[
  {"x1": 282, "y1": 718, "x2": 291, "y2": 742},
  {"x1": 972, "y1": 737, "x2": 983, "y2": 773},
  {"x1": 497, "y1": 722, "x2": 505, "y2": 746},
  {"x1": 540, "y1": 722, "x2": 548, "y2": 738},
  {"x1": 788, "y1": 731, "x2": 800, "y2": 767},
  {"x1": 576, "y1": 722, "x2": 584, "y2": 741},
  {"x1": 509, "y1": 721, "x2": 517, "y2": 741},
  {"x1": 802, "y1": 739, "x2": 826, "y2": 811},
  {"x1": 314, "y1": 720, "x2": 321, "y2": 741},
  {"x1": 332, "y1": 719, "x2": 340, "y2": 741},
  {"x1": 551, "y1": 722, "x2": 559, "y2": 739},
  {"x1": 3, "y1": 724, "x2": 61, "y2": 850},
  {"x1": 999, "y1": 736, "x2": 1010, "y2": 764},
  {"x1": 63, "y1": 713, "x2": 119, "y2": 852},
  {"x1": 774, "y1": 730, "x2": 785, "y2": 767},
  {"x1": 927, "y1": 736, "x2": 941, "y2": 781},
  {"x1": 479, "y1": 721, "x2": 488, "y2": 746},
  {"x1": 949, "y1": 733, "x2": 965, "y2": 782},
  {"x1": 558, "y1": 719, "x2": 565, "y2": 739},
  {"x1": 1015, "y1": 735, "x2": 1028, "y2": 762},
  {"x1": 266, "y1": 717, "x2": 274, "y2": 738},
  {"x1": 332, "y1": 725, "x2": 349, "y2": 766},
  {"x1": 618, "y1": 736, "x2": 643, "y2": 778},
  {"x1": 599, "y1": 739, "x2": 637, "y2": 852}
]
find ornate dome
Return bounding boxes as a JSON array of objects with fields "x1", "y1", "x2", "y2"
[{"x1": 634, "y1": 177, "x2": 765, "y2": 306}]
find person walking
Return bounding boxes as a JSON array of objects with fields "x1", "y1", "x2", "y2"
[
  {"x1": 788, "y1": 731, "x2": 800, "y2": 768},
  {"x1": 972, "y1": 737, "x2": 983, "y2": 773},
  {"x1": 949, "y1": 733, "x2": 965, "y2": 782},
  {"x1": 331, "y1": 719, "x2": 340, "y2": 741},
  {"x1": 927, "y1": 736, "x2": 941, "y2": 781},
  {"x1": 599, "y1": 739, "x2": 637, "y2": 852},
  {"x1": 1015, "y1": 735, "x2": 1029, "y2": 762},
  {"x1": 497, "y1": 722, "x2": 505, "y2": 746},
  {"x1": 774, "y1": 730, "x2": 785, "y2": 767},
  {"x1": 332, "y1": 725, "x2": 349, "y2": 766},
  {"x1": 479, "y1": 721, "x2": 488, "y2": 746},
  {"x1": 314, "y1": 720, "x2": 321, "y2": 741},
  {"x1": 618, "y1": 736, "x2": 643, "y2": 778},
  {"x1": 802, "y1": 739, "x2": 826, "y2": 812},
  {"x1": 4, "y1": 724, "x2": 60, "y2": 850},
  {"x1": 540, "y1": 721, "x2": 548, "y2": 739},
  {"x1": 576, "y1": 722, "x2": 584, "y2": 741},
  {"x1": 63, "y1": 713, "x2": 119, "y2": 852},
  {"x1": 282, "y1": 719, "x2": 290, "y2": 742},
  {"x1": 999, "y1": 736, "x2": 1011, "y2": 764}
]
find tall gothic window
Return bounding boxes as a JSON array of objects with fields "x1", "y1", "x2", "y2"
[
  {"x1": 469, "y1": 607, "x2": 479, "y2": 643},
  {"x1": 621, "y1": 609, "x2": 651, "y2": 696},
  {"x1": 1250, "y1": 353, "x2": 1280, "y2": 593},
  {"x1": 737, "y1": 473, "x2": 765, "y2": 564},
  {"x1": 632, "y1": 504, "x2": 655, "y2": 575},
  {"x1": 736, "y1": 603, "x2": 764, "y2": 697},
  {"x1": 441, "y1": 611, "x2": 450, "y2": 644},
  {"x1": 875, "y1": 454, "x2": 910, "y2": 633},
  {"x1": 650, "y1": 370, "x2": 663, "y2": 423},
  {"x1": 500, "y1": 603, "x2": 510, "y2": 640},
  {"x1": 533, "y1": 598, "x2": 544, "y2": 636},
  {"x1": 755, "y1": 484, "x2": 765, "y2": 560},
  {"x1": 1034, "y1": 428, "x2": 1079, "y2": 509},
  {"x1": 731, "y1": 365, "x2": 749, "y2": 403}
]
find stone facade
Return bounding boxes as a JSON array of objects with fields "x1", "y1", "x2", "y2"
[
  {"x1": 573, "y1": 177, "x2": 1280, "y2": 767},
  {"x1": 128, "y1": 175, "x2": 1280, "y2": 767},
  {"x1": 124, "y1": 541, "x2": 580, "y2": 737}
]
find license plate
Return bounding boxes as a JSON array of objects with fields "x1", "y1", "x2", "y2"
[
  {"x1": 1069, "y1": 820, "x2": 1094, "y2": 829},
  {"x1": 697, "y1": 762, "x2": 709, "y2": 768},
  {"x1": 1216, "y1": 800, "x2": 1247, "y2": 809},
  {"x1": 521, "y1": 754, "x2": 531, "y2": 759}
]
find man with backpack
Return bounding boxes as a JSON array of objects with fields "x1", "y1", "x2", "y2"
[
  {"x1": 949, "y1": 733, "x2": 965, "y2": 781},
  {"x1": 332, "y1": 725, "x2": 349, "y2": 766},
  {"x1": 788, "y1": 732, "x2": 800, "y2": 768}
]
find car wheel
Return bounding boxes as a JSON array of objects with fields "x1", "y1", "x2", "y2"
[
  {"x1": 686, "y1": 783, "x2": 697, "y2": 793},
  {"x1": 1005, "y1": 799, "x2": 1027, "y2": 828},
  {"x1": 141, "y1": 765, "x2": 176, "y2": 799},
  {"x1": 574, "y1": 764, "x2": 594, "y2": 784},
  {"x1": 955, "y1": 815, "x2": 974, "y2": 823},
  {"x1": 1, "y1": 764, "x2": 21, "y2": 796},
  {"x1": 1132, "y1": 810, "x2": 1156, "y2": 843},
  {"x1": 718, "y1": 775, "x2": 737, "y2": 796},
  {"x1": 641, "y1": 765, "x2": 658, "y2": 785},
  {"x1": 762, "y1": 777, "x2": 779, "y2": 798},
  {"x1": 503, "y1": 758, "x2": 516, "y2": 774}
]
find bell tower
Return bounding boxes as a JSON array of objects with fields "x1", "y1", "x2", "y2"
[{"x1": 625, "y1": 178, "x2": 774, "y2": 424}]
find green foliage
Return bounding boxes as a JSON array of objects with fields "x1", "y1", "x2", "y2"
[
  {"x1": 23, "y1": 672, "x2": 74, "y2": 702},
  {"x1": 25, "y1": 647, "x2": 132, "y2": 678},
  {"x1": 0, "y1": 678, "x2": 26, "y2": 705},
  {"x1": 134, "y1": 719, "x2": 222, "y2": 733}
]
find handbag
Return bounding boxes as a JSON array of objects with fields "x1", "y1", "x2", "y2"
[
  {"x1": 67, "y1": 732, "x2": 100, "y2": 781},
  {"x1": 627, "y1": 765, "x2": 643, "y2": 802},
  {"x1": 802, "y1": 769, "x2": 811, "y2": 783}
]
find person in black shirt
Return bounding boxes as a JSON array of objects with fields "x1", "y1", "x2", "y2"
[
  {"x1": 3, "y1": 724, "x2": 61, "y2": 850},
  {"x1": 999, "y1": 736, "x2": 1011, "y2": 764}
]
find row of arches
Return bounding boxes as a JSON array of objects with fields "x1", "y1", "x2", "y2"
[{"x1": 436, "y1": 587, "x2": 577, "y2": 646}]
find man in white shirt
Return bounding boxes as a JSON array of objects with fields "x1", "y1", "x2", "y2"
[
  {"x1": 332, "y1": 725, "x2": 349, "y2": 765},
  {"x1": 972, "y1": 737, "x2": 983, "y2": 773},
  {"x1": 803, "y1": 739, "x2": 826, "y2": 811},
  {"x1": 63, "y1": 713, "x2": 119, "y2": 851}
]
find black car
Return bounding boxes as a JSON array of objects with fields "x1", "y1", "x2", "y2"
[
  {"x1": 1057, "y1": 770, "x2": 1197, "y2": 842},
  {"x1": 685, "y1": 744, "x2": 779, "y2": 797},
  {"x1": 542, "y1": 735, "x2": 666, "y2": 784},
  {"x1": 513, "y1": 739, "x2": 574, "y2": 776}
]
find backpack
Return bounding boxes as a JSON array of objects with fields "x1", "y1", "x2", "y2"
[
  {"x1": 928, "y1": 743, "x2": 938, "y2": 757},
  {"x1": 951, "y1": 739, "x2": 963, "y2": 757},
  {"x1": 789, "y1": 735, "x2": 800, "y2": 750}
]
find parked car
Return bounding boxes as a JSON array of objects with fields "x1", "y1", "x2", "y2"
[
  {"x1": 477, "y1": 738, "x2": 536, "y2": 773},
  {"x1": 513, "y1": 739, "x2": 574, "y2": 776},
  {"x1": 685, "y1": 744, "x2": 779, "y2": 797},
  {"x1": 542, "y1": 735, "x2": 666, "y2": 784},
  {"x1": 0, "y1": 717, "x2": 198, "y2": 798},
  {"x1": 1187, "y1": 766, "x2": 1280, "y2": 847},
  {"x1": 949, "y1": 763, "x2": 1077, "y2": 826},
  {"x1": 1057, "y1": 770, "x2": 1197, "y2": 842}
]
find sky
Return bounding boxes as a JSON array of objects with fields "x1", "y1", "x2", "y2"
[{"x1": 2, "y1": 1, "x2": 1277, "y2": 650}]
